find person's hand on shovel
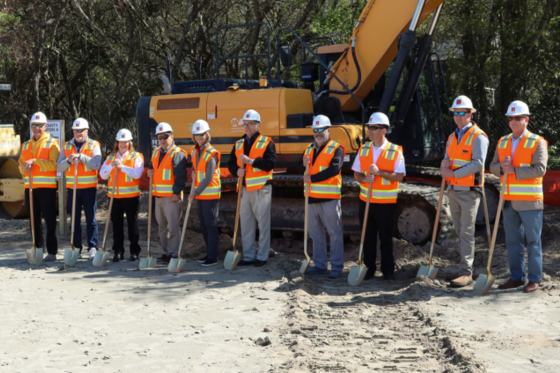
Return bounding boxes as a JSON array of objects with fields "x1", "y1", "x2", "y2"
[
  {"x1": 112, "y1": 158, "x2": 123, "y2": 170},
  {"x1": 187, "y1": 193, "x2": 195, "y2": 204},
  {"x1": 501, "y1": 156, "x2": 515, "y2": 174},
  {"x1": 23, "y1": 159, "x2": 34, "y2": 172},
  {"x1": 68, "y1": 154, "x2": 80, "y2": 164}
]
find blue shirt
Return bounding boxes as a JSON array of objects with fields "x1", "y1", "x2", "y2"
[{"x1": 454, "y1": 123, "x2": 473, "y2": 143}]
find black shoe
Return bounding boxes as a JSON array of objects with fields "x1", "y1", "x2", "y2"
[
  {"x1": 197, "y1": 255, "x2": 208, "y2": 263},
  {"x1": 364, "y1": 269, "x2": 375, "y2": 281},
  {"x1": 201, "y1": 259, "x2": 217, "y2": 267},
  {"x1": 237, "y1": 260, "x2": 255, "y2": 266},
  {"x1": 254, "y1": 260, "x2": 267, "y2": 267},
  {"x1": 158, "y1": 254, "x2": 170, "y2": 263},
  {"x1": 112, "y1": 254, "x2": 120, "y2": 263},
  {"x1": 128, "y1": 255, "x2": 138, "y2": 262}
]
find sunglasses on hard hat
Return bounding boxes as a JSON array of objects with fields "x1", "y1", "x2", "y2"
[
  {"x1": 508, "y1": 116, "x2": 527, "y2": 122},
  {"x1": 453, "y1": 111, "x2": 469, "y2": 116},
  {"x1": 73, "y1": 129, "x2": 86, "y2": 134},
  {"x1": 313, "y1": 128, "x2": 327, "y2": 133},
  {"x1": 31, "y1": 123, "x2": 46, "y2": 129},
  {"x1": 157, "y1": 134, "x2": 170, "y2": 140}
]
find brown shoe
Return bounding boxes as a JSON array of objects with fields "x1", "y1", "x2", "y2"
[
  {"x1": 523, "y1": 281, "x2": 539, "y2": 293},
  {"x1": 445, "y1": 272, "x2": 461, "y2": 282},
  {"x1": 497, "y1": 279, "x2": 525, "y2": 290},
  {"x1": 450, "y1": 275, "x2": 473, "y2": 287}
]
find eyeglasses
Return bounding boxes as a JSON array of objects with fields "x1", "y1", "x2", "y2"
[
  {"x1": 368, "y1": 126, "x2": 385, "y2": 131},
  {"x1": 313, "y1": 128, "x2": 327, "y2": 133},
  {"x1": 508, "y1": 116, "x2": 527, "y2": 122},
  {"x1": 73, "y1": 129, "x2": 86, "y2": 133},
  {"x1": 453, "y1": 111, "x2": 469, "y2": 116},
  {"x1": 243, "y1": 121, "x2": 259, "y2": 126},
  {"x1": 157, "y1": 135, "x2": 170, "y2": 140},
  {"x1": 31, "y1": 124, "x2": 45, "y2": 129},
  {"x1": 194, "y1": 133, "x2": 206, "y2": 137}
]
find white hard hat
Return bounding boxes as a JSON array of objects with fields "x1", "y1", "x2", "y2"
[
  {"x1": 449, "y1": 95, "x2": 476, "y2": 113},
  {"x1": 155, "y1": 122, "x2": 173, "y2": 135},
  {"x1": 368, "y1": 112, "x2": 390, "y2": 127},
  {"x1": 241, "y1": 109, "x2": 261, "y2": 124},
  {"x1": 30, "y1": 112, "x2": 47, "y2": 125},
  {"x1": 116, "y1": 129, "x2": 133, "y2": 141},
  {"x1": 72, "y1": 118, "x2": 89, "y2": 129},
  {"x1": 312, "y1": 115, "x2": 331, "y2": 129},
  {"x1": 192, "y1": 119, "x2": 210, "y2": 134},
  {"x1": 506, "y1": 100, "x2": 530, "y2": 116}
]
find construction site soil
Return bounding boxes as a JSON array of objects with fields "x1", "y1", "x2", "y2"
[{"x1": 1, "y1": 188, "x2": 559, "y2": 372}]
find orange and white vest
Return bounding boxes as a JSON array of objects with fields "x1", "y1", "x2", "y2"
[
  {"x1": 358, "y1": 141, "x2": 402, "y2": 204},
  {"x1": 497, "y1": 131, "x2": 547, "y2": 201},
  {"x1": 303, "y1": 140, "x2": 345, "y2": 199},
  {"x1": 151, "y1": 145, "x2": 185, "y2": 197},
  {"x1": 63, "y1": 139, "x2": 99, "y2": 189},
  {"x1": 105, "y1": 152, "x2": 144, "y2": 198},
  {"x1": 21, "y1": 134, "x2": 58, "y2": 189},
  {"x1": 235, "y1": 135, "x2": 273, "y2": 191},
  {"x1": 446, "y1": 124, "x2": 487, "y2": 187},
  {"x1": 191, "y1": 145, "x2": 221, "y2": 200}
]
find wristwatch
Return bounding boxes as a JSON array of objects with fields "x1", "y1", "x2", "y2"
[{"x1": 249, "y1": 159, "x2": 254, "y2": 165}]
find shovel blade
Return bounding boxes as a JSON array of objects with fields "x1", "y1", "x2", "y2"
[
  {"x1": 473, "y1": 274, "x2": 495, "y2": 296},
  {"x1": 92, "y1": 251, "x2": 110, "y2": 267},
  {"x1": 175, "y1": 258, "x2": 187, "y2": 273},
  {"x1": 224, "y1": 250, "x2": 242, "y2": 271},
  {"x1": 26, "y1": 248, "x2": 43, "y2": 265},
  {"x1": 139, "y1": 256, "x2": 157, "y2": 269},
  {"x1": 348, "y1": 264, "x2": 368, "y2": 286},
  {"x1": 26, "y1": 249, "x2": 37, "y2": 265},
  {"x1": 416, "y1": 265, "x2": 429, "y2": 278},
  {"x1": 427, "y1": 266, "x2": 439, "y2": 280},
  {"x1": 299, "y1": 259, "x2": 310, "y2": 275},
  {"x1": 167, "y1": 258, "x2": 178, "y2": 273},
  {"x1": 64, "y1": 248, "x2": 80, "y2": 267}
]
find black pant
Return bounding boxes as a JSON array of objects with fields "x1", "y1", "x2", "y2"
[
  {"x1": 196, "y1": 199, "x2": 220, "y2": 261},
  {"x1": 110, "y1": 196, "x2": 141, "y2": 255},
  {"x1": 25, "y1": 188, "x2": 58, "y2": 255},
  {"x1": 358, "y1": 200, "x2": 395, "y2": 277}
]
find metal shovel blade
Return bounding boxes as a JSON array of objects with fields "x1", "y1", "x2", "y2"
[
  {"x1": 26, "y1": 248, "x2": 43, "y2": 265},
  {"x1": 417, "y1": 265, "x2": 439, "y2": 280},
  {"x1": 224, "y1": 250, "x2": 242, "y2": 271},
  {"x1": 64, "y1": 248, "x2": 80, "y2": 267},
  {"x1": 348, "y1": 264, "x2": 368, "y2": 286},
  {"x1": 299, "y1": 258, "x2": 310, "y2": 275},
  {"x1": 139, "y1": 256, "x2": 157, "y2": 269},
  {"x1": 167, "y1": 258, "x2": 178, "y2": 273},
  {"x1": 174, "y1": 258, "x2": 187, "y2": 273},
  {"x1": 26, "y1": 249, "x2": 36, "y2": 265},
  {"x1": 473, "y1": 274, "x2": 495, "y2": 296},
  {"x1": 92, "y1": 250, "x2": 110, "y2": 267}
]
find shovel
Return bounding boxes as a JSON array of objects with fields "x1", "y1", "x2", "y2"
[
  {"x1": 93, "y1": 168, "x2": 118, "y2": 267},
  {"x1": 348, "y1": 182, "x2": 373, "y2": 286},
  {"x1": 139, "y1": 174, "x2": 157, "y2": 269},
  {"x1": 299, "y1": 164, "x2": 311, "y2": 275},
  {"x1": 168, "y1": 182, "x2": 195, "y2": 273},
  {"x1": 224, "y1": 165, "x2": 245, "y2": 270},
  {"x1": 417, "y1": 178, "x2": 446, "y2": 279},
  {"x1": 473, "y1": 174, "x2": 508, "y2": 296},
  {"x1": 26, "y1": 168, "x2": 43, "y2": 265},
  {"x1": 64, "y1": 165, "x2": 80, "y2": 266}
]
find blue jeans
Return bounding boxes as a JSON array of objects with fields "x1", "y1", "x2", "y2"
[
  {"x1": 502, "y1": 201, "x2": 543, "y2": 283},
  {"x1": 68, "y1": 187, "x2": 99, "y2": 250}
]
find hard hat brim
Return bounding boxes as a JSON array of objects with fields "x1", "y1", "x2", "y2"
[{"x1": 367, "y1": 123, "x2": 390, "y2": 127}]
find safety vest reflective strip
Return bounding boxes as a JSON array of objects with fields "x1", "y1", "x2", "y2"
[
  {"x1": 359, "y1": 185, "x2": 399, "y2": 199},
  {"x1": 358, "y1": 141, "x2": 401, "y2": 204},
  {"x1": 246, "y1": 175, "x2": 270, "y2": 187},
  {"x1": 64, "y1": 140, "x2": 99, "y2": 188},
  {"x1": 198, "y1": 186, "x2": 221, "y2": 197},
  {"x1": 503, "y1": 184, "x2": 543, "y2": 196},
  {"x1": 22, "y1": 137, "x2": 58, "y2": 188},
  {"x1": 446, "y1": 125, "x2": 487, "y2": 187},
  {"x1": 191, "y1": 145, "x2": 221, "y2": 200},
  {"x1": 309, "y1": 184, "x2": 341, "y2": 195},
  {"x1": 304, "y1": 140, "x2": 344, "y2": 199},
  {"x1": 235, "y1": 135, "x2": 273, "y2": 191}
]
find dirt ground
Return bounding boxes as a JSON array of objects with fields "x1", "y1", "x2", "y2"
[{"x1": 1, "y1": 191, "x2": 559, "y2": 372}]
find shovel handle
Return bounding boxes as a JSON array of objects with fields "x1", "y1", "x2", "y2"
[
  {"x1": 428, "y1": 178, "x2": 446, "y2": 266},
  {"x1": 232, "y1": 165, "x2": 245, "y2": 252},
  {"x1": 70, "y1": 163, "x2": 78, "y2": 249},
  {"x1": 487, "y1": 174, "x2": 508, "y2": 274},
  {"x1": 177, "y1": 181, "x2": 196, "y2": 260},
  {"x1": 101, "y1": 167, "x2": 118, "y2": 252},
  {"x1": 147, "y1": 173, "x2": 153, "y2": 257},
  {"x1": 303, "y1": 164, "x2": 310, "y2": 262},
  {"x1": 481, "y1": 186, "x2": 492, "y2": 246},
  {"x1": 28, "y1": 167, "x2": 36, "y2": 251},
  {"x1": 358, "y1": 182, "x2": 374, "y2": 266}
]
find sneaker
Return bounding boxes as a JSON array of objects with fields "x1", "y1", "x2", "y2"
[
  {"x1": 197, "y1": 255, "x2": 208, "y2": 263},
  {"x1": 305, "y1": 267, "x2": 328, "y2": 275},
  {"x1": 44, "y1": 254, "x2": 57, "y2": 262},
  {"x1": 237, "y1": 260, "x2": 255, "y2": 266},
  {"x1": 128, "y1": 254, "x2": 138, "y2": 262},
  {"x1": 158, "y1": 254, "x2": 170, "y2": 263},
  {"x1": 450, "y1": 275, "x2": 473, "y2": 287},
  {"x1": 89, "y1": 248, "x2": 97, "y2": 260},
  {"x1": 201, "y1": 259, "x2": 218, "y2": 267}
]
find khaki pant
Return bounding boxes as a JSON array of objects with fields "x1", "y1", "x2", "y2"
[
  {"x1": 448, "y1": 190, "x2": 481, "y2": 276},
  {"x1": 155, "y1": 196, "x2": 183, "y2": 257},
  {"x1": 240, "y1": 185, "x2": 272, "y2": 262}
]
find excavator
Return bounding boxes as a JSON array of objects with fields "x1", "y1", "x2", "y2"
[{"x1": 137, "y1": 0, "x2": 502, "y2": 244}]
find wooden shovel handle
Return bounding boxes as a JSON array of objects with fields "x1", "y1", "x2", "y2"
[
  {"x1": 487, "y1": 174, "x2": 508, "y2": 273},
  {"x1": 177, "y1": 181, "x2": 196, "y2": 260},
  {"x1": 428, "y1": 178, "x2": 446, "y2": 266},
  {"x1": 28, "y1": 168, "x2": 36, "y2": 250},
  {"x1": 358, "y1": 182, "x2": 374, "y2": 266},
  {"x1": 232, "y1": 165, "x2": 245, "y2": 252},
  {"x1": 70, "y1": 164, "x2": 78, "y2": 249},
  {"x1": 147, "y1": 173, "x2": 153, "y2": 257},
  {"x1": 303, "y1": 164, "x2": 310, "y2": 261}
]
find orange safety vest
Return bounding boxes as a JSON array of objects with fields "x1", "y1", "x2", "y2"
[
  {"x1": 63, "y1": 139, "x2": 99, "y2": 189},
  {"x1": 151, "y1": 145, "x2": 185, "y2": 197},
  {"x1": 358, "y1": 141, "x2": 402, "y2": 204},
  {"x1": 497, "y1": 131, "x2": 547, "y2": 201},
  {"x1": 21, "y1": 134, "x2": 58, "y2": 189},
  {"x1": 235, "y1": 135, "x2": 273, "y2": 191},
  {"x1": 446, "y1": 124, "x2": 487, "y2": 187},
  {"x1": 302, "y1": 140, "x2": 345, "y2": 199},
  {"x1": 191, "y1": 145, "x2": 221, "y2": 200},
  {"x1": 104, "y1": 152, "x2": 144, "y2": 198}
]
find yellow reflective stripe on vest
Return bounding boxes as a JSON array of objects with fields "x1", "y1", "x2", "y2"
[
  {"x1": 246, "y1": 175, "x2": 270, "y2": 188},
  {"x1": 524, "y1": 134, "x2": 539, "y2": 149},
  {"x1": 23, "y1": 141, "x2": 30, "y2": 151},
  {"x1": 116, "y1": 186, "x2": 139, "y2": 196},
  {"x1": 507, "y1": 184, "x2": 543, "y2": 196},
  {"x1": 199, "y1": 186, "x2": 221, "y2": 197},
  {"x1": 325, "y1": 142, "x2": 337, "y2": 155},
  {"x1": 360, "y1": 185, "x2": 398, "y2": 199},
  {"x1": 499, "y1": 135, "x2": 511, "y2": 149},
  {"x1": 385, "y1": 144, "x2": 397, "y2": 160},
  {"x1": 255, "y1": 136, "x2": 267, "y2": 149},
  {"x1": 304, "y1": 145, "x2": 313, "y2": 156},
  {"x1": 381, "y1": 177, "x2": 391, "y2": 186},
  {"x1": 308, "y1": 184, "x2": 340, "y2": 195},
  {"x1": 162, "y1": 169, "x2": 172, "y2": 181},
  {"x1": 360, "y1": 142, "x2": 371, "y2": 156},
  {"x1": 452, "y1": 159, "x2": 472, "y2": 167},
  {"x1": 27, "y1": 176, "x2": 57, "y2": 186},
  {"x1": 153, "y1": 184, "x2": 173, "y2": 193},
  {"x1": 235, "y1": 140, "x2": 244, "y2": 150}
]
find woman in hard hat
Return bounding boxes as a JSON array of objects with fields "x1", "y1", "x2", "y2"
[
  {"x1": 99, "y1": 129, "x2": 145, "y2": 262},
  {"x1": 189, "y1": 120, "x2": 221, "y2": 266}
]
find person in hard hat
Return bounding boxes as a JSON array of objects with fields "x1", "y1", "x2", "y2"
[
  {"x1": 99, "y1": 129, "x2": 144, "y2": 262},
  {"x1": 57, "y1": 118, "x2": 102, "y2": 260},
  {"x1": 147, "y1": 122, "x2": 188, "y2": 263},
  {"x1": 297, "y1": 115, "x2": 345, "y2": 278},
  {"x1": 490, "y1": 101, "x2": 548, "y2": 293},
  {"x1": 189, "y1": 120, "x2": 221, "y2": 267},
  {"x1": 352, "y1": 112, "x2": 405, "y2": 280},
  {"x1": 18, "y1": 112, "x2": 61, "y2": 261},
  {"x1": 440, "y1": 96, "x2": 489, "y2": 287},
  {"x1": 227, "y1": 109, "x2": 277, "y2": 267}
]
